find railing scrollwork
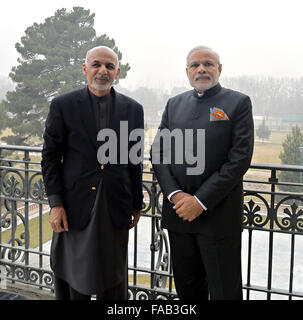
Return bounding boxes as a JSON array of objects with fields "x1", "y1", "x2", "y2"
[{"x1": 1, "y1": 146, "x2": 303, "y2": 299}]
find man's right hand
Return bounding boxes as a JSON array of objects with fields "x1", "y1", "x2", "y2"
[
  {"x1": 170, "y1": 191, "x2": 191, "y2": 204},
  {"x1": 49, "y1": 205, "x2": 69, "y2": 232}
]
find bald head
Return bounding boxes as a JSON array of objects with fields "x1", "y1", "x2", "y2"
[
  {"x1": 85, "y1": 46, "x2": 119, "y2": 69},
  {"x1": 83, "y1": 45, "x2": 121, "y2": 97}
]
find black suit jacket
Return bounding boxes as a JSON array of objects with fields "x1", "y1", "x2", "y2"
[
  {"x1": 41, "y1": 86, "x2": 144, "y2": 230},
  {"x1": 151, "y1": 83, "x2": 254, "y2": 237}
]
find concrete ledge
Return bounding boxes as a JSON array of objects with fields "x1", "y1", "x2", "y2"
[{"x1": 0, "y1": 283, "x2": 55, "y2": 300}]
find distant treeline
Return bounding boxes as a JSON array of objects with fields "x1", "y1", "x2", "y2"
[
  {"x1": 118, "y1": 76, "x2": 303, "y2": 123},
  {"x1": 221, "y1": 76, "x2": 303, "y2": 117},
  {"x1": 0, "y1": 74, "x2": 302, "y2": 130}
]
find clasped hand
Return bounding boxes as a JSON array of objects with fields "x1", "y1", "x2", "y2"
[{"x1": 171, "y1": 192, "x2": 203, "y2": 222}]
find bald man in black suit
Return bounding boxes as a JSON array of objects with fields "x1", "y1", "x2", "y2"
[{"x1": 42, "y1": 46, "x2": 144, "y2": 300}]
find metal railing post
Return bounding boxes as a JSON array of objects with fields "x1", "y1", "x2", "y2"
[{"x1": 266, "y1": 168, "x2": 277, "y2": 300}]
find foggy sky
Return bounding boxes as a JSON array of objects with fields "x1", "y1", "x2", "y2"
[{"x1": 1, "y1": 0, "x2": 302, "y2": 91}]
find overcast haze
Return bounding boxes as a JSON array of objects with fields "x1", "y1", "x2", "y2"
[{"x1": 1, "y1": 0, "x2": 303, "y2": 91}]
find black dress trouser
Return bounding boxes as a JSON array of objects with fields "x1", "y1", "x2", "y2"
[
  {"x1": 54, "y1": 275, "x2": 127, "y2": 300},
  {"x1": 168, "y1": 231, "x2": 243, "y2": 300}
]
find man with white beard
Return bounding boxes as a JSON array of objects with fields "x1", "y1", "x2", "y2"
[
  {"x1": 42, "y1": 46, "x2": 144, "y2": 300},
  {"x1": 151, "y1": 45, "x2": 254, "y2": 300}
]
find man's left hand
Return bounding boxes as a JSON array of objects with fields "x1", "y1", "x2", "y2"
[
  {"x1": 173, "y1": 196, "x2": 203, "y2": 222},
  {"x1": 129, "y1": 210, "x2": 141, "y2": 229}
]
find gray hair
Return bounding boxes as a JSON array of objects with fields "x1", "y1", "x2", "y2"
[{"x1": 186, "y1": 45, "x2": 221, "y2": 66}]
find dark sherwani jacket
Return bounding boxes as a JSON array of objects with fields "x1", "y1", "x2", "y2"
[{"x1": 151, "y1": 83, "x2": 254, "y2": 237}]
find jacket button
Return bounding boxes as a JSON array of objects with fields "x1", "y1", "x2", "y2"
[
  {"x1": 91, "y1": 187, "x2": 96, "y2": 191},
  {"x1": 100, "y1": 165, "x2": 104, "y2": 170}
]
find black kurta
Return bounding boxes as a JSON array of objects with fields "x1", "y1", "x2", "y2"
[{"x1": 50, "y1": 90, "x2": 128, "y2": 296}]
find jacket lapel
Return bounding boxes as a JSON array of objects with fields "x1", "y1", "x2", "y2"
[{"x1": 109, "y1": 89, "x2": 128, "y2": 131}]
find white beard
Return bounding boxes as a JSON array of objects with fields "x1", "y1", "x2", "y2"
[
  {"x1": 188, "y1": 74, "x2": 219, "y2": 93},
  {"x1": 92, "y1": 80, "x2": 112, "y2": 91},
  {"x1": 191, "y1": 81, "x2": 214, "y2": 92}
]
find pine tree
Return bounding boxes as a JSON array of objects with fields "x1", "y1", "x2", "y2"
[
  {"x1": 256, "y1": 119, "x2": 271, "y2": 142},
  {"x1": 2, "y1": 7, "x2": 130, "y2": 145},
  {"x1": 279, "y1": 125, "x2": 303, "y2": 193},
  {"x1": 0, "y1": 101, "x2": 7, "y2": 132}
]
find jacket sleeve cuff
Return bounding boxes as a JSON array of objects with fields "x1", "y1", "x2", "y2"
[
  {"x1": 133, "y1": 195, "x2": 144, "y2": 211},
  {"x1": 167, "y1": 190, "x2": 182, "y2": 203},
  {"x1": 48, "y1": 194, "x2": 63, "y2": 208},
  {"x1": 194, "y1": 196, "x2": 207, "y2": 211}
]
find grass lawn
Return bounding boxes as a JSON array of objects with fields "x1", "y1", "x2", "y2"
[
  {"x1": 128, "y1": 274, "x2": 175, "y2": 289},
  {"x1": 0, "y1": 211, "x2": 52, "y2": 249},
  {"x1": 252, "y1": 141, "x2": 282, "y2": 164},
  {"x1": 252, "y1": 130, "x2": 288, "y2": 164},
  {"x1": 0, "y1": 128, "x2": 13, "y2": 139}
]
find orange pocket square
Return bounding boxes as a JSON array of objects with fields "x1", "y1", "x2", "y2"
[{"x1": 210, "y1": 107, "x2": 230, "y2": 121}]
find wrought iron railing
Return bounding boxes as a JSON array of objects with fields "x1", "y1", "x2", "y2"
[
  {"x1": 242, "y1": 163, "x2": 303, "y2": 300},
  {"x1": 0, "y1": 145, "x2": 303, "y2": 300}
]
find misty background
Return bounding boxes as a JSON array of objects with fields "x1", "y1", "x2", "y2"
[
  {"x1": 0, "y1": 1, "x2": 303, "y2": 300},
  {"x1": 0, "y1": 0, "x2": 303, "y2": 163},
  {"x1": 1, "y1": 0, "x2": 303, "y2": 88}
]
